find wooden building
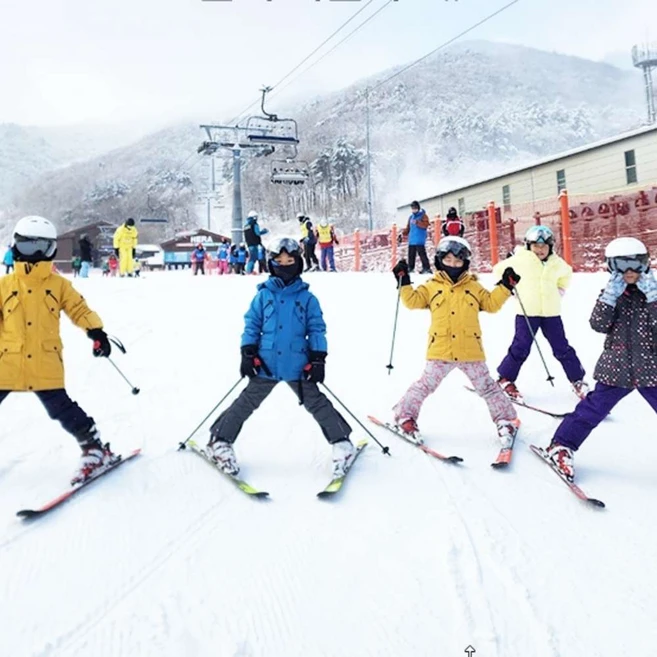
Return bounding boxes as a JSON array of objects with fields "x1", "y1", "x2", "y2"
[
  {"x1": 54, "y1": 221, "x2": 116, "y2": 273},
  {"x1": 160, "y1": 229, "x2": 230, "y2": 269}
]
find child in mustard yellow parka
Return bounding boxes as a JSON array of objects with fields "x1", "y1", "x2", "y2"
[{"x1": 392, "y1": 236, "x2": 521, "y2": 448}]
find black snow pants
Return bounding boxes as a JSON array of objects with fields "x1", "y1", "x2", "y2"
[
  {"x1": 209, "y1": 378, "x2": 351, "y2": 444},
  {"x1": 408, "y1": 245, "x2": 431, "y2": 272}
]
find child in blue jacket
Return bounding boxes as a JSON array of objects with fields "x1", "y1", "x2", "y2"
[{"x1": 206, "y1": 238, "x2": 355, "y2": 476}]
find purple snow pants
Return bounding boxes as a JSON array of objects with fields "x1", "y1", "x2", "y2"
[
  {"x1": 553, "y1": 382, "x2": 657, "y2": 450},
  {"x1": 497, "y1": 315, "x2": 585, "y2": 383}
]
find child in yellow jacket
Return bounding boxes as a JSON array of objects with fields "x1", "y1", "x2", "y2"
[
  {"x1": 0, "y1": 216, "x2": 116, "y2": 485},
  {"x1": 494, "y1": 225, "x2": 587, "y2": 402},
  {"x1": 392, "y1": 236, "x2": 521, "y2": 447}
]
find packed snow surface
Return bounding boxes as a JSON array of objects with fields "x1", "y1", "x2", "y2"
[{"x1": 1, "y1": 270, "x2": 656, "y2": 657}]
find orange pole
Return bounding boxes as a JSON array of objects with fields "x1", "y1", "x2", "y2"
[
  {"x1": 488, "y1": 201, "x2": 499, "y2": 266},
  {"x1": 434, "y1": 216, "x2": 441, "y2": 247},
  {"x1": 391, "y1": 224, "x2": 398, "y2": 267},
  {"x1": 354, "y1": 229, "x2": 361, "y2": 272},
  {"x1": 559, "y1": 189, "x2": 572, "y2": 265}
]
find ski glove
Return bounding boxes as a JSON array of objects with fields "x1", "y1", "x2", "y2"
[
  {"x1": 132, "y1": 249, "x2": 136, "y2": 258},
  {"x1": 87, "y1": 328, "x2": 111, "y2": 358},
  {"x1": 114, "y1": 248, "x2": 120, "y2": 257},
  {"x1": 637, "y1": 271, "x2": 657, "y2": 303},
  {"x1": 303, "y1": 351, "x2": 326, "y2": 384},
  {"x1": 599, "y1": 272, "x2": 626, "y2": 307},
  {"x1": 240, "y1": 344, "x2": 262, "y2": 378},
  {"x1": 392, "y1": 259, "x2": 411, "y2": 287},
  {"x1": 498, "y1": 267, "x2": 521, "y2": 291}
]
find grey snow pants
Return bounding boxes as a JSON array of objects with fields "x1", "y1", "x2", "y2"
[{"x1": 209, "y1": 377, "x2": 352, "y2": 444}]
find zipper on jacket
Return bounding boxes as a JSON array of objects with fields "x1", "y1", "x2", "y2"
[
  {"x1": 3, "y1": 290, "x2": 18, "y2": 305},
  {"x1": 465, "y1": 290, "x2": 480, "y2": 307},
  {"x1": 45, "y1": 290, "x2": 60, "y2": 304},
  {"x1": 428, "y1": 290, "x2": 443, "y2": 306}
]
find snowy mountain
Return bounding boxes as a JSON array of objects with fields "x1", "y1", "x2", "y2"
[
  {"x1": 1, "y1": 270, "x2": 657, "y2": 657},
  {"x1": 0, "y1": 41, "x2": 646, "y2": 239}
]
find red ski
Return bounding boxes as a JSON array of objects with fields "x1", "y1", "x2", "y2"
[
  {"x1": 16, "y1": 449, "x2": 142, "y2": 519},
  {"x1": 530, "y1": 445, "x2": 605, "y2": 508},
  {"x1": 367, "y1": 416, "x2": 463, "y2": 463}
]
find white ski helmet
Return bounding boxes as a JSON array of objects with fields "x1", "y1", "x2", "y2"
[
  {"x1": 435, "y1": 236, "x2": 472, "y2": 271},
  {"x1": 247, "y1": 210, "x2": 258, "y2": 219},
  {"x1": 12, "y1": 215, "x2": 58, "y2": 262},
  {"x1": 605, "y1": 237, "x2": 649, "y2": 274},
  {"x1": 319, "y1": 218, "x2": 329, "y2": 228}
]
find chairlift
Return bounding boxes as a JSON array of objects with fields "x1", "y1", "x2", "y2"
[
  {"x1": 244, "y1": 87, "x2": 300, "y2": 146},
  {"x1": 270, "y1": 160, "x2": 310, "y2": 185}
]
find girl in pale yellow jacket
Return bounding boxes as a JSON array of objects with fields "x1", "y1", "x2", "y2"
[
  {"x1": 391, "y1": 236, "x2": 521, "y2": 448},
  {"x1": 494, "y1": 225, "x2": 587, "y2": 403}
]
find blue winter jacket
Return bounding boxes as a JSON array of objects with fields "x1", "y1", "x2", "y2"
[
  {"x1": 216, "y1": 244, "x2": 229, "y2": 261},
  {"x1": 3, "y1": 249, "x2": 14, "y2": 266},
  {"x1": 408, "y1": 210, "x2": 429, "y2": 246},
  {"x1": 241, "y1": 277, "x2": 328, "y2": 381},
  {"x1": 193, "y1": 247, "x2": 205, "y2": 262},
  {"x1": 237, "y1": 248, "x2": 247, "y2": 264}
]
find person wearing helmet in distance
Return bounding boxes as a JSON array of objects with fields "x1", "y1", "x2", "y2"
[
  {"x1": 113, "y1": 217, "x2": 138, "y2": 277},
  {"x1": 205, "y1": 238, "x2": 356, "y2": 479},
  {"x1": 391, "y1": 236, "x2": 522, "y2": 448},
  {"x1": 0, "y1": 216, "x2": 116, "y2": 485},
  {"x1": 243, "y1": 211, "x2": 268, "y2": 275},
  {"x1": 494, "y1": 225, "x2": 588, "y2": 403},
  {"x1": 542, "y1": 237, "x2": 657, "y2": 482}
]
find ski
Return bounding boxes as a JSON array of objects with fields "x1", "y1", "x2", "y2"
[
  {"x1": 367, "y1": 416, "x2": 463, "y2": 464},
  {"x1": 464, "y1": 386, "x2": 569, "y2": 419},
  {"x1": 491, "y1": 424, "x2": 519, "y2": 469},
  {"x1": 185, "y1": 440, "x2": 269, "y2": 498},
  {"x1": 16, "y1": 448, "x2": 142, "y2": 519},
  {"x1": 317, "y1": 440, "x2": 368, "y2": 498},
  {"x1": 529, "y1": 445, "x2": 605, "y2": 508}
]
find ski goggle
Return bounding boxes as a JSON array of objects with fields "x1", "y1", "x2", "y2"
[
  {"x1": 607, "y1": 254, "x2": 650, "y2": 274},
  {"x1": 437, "y1": 240, "x2": 471, "y2": 260},
  {"x1": 13, "y1": 235, "x2": 57, "y2": 258},
  {"x1": 525, "y1": 225, "x2": 554, "y2": 246},
  {"x1": 268, "y1": 237, "x2": 301, "y2": 259}
]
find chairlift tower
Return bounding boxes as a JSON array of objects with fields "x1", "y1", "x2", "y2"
[{"x1": 632, "y1": 43, "x2": 657, "y2": 124}]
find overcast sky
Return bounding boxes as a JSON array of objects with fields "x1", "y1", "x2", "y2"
[{"x1": 1, "y1": 0, "x2": 654, "y2": 127}]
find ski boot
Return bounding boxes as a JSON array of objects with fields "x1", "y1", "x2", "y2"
[
  {"x1": 207, "y1": 439, "x2": 240, "y2": 476},
  {"x1": 546, "y1": 442, "x2": 575, "y2": 482},
  {"x1": 331, "y1": 439, "x2": 356, "y2": 478},
  {"x1": 71, "y1": 426, "x2": 118, "y2": 485},
  {"x1": 497, "y1": 378, "x2": 524, "y2": 403},
  {"x1": 395, "y1": 417, "x2": 423, "y2": 445},
  {"x1": 571, "y1": 380, "x2": 589, "y2": 400},
  {"x1": 496, "y1": 419, "x2": 520, "y2": 449}
]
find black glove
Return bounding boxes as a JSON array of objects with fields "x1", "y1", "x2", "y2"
[
  {"x1": 132, "y1": 248, "x2": 136, "y2": 258},
  {"x1": 303, "y1": 351, "x2": 326, "y2": 384},
  {"x1": 499, "y1": 267, "x2": 521, "y2": 291},
  {"x1": 392, "y1": 259, "x2": 411, "y2": 287},
  {"x1": 87, "y1": 328, "x2": 111, "y2": 358},
  {"x1": 114, "y1": 248, "x2": 120, "y2": 257},
  {"x1": 240, "y1": 344, "x2": 261, "y2": 378}
]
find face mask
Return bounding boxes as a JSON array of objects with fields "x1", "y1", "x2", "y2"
[
  {"x1": 442, "y1": 263, "x2": 466, "y2": 283},
  {"x1": 271, "y1": 262, "x2": 299, "y2": 285}
]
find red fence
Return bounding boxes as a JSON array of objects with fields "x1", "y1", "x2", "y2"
[{"x1": 334, "y1": 184, "x2": 657, "y2": 273}]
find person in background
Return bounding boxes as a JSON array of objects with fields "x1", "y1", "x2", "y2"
[
  {"x1": 78, "y1": 233, "x2": 93, "y2": 278},
  {"x1": 298, "y1": 214, "x2": 319, "y2": 272},
  {"x1": 402, "y1": 200, "x2": 431, "y2": 274},
  {"x1": 442, "y1": 207, "x2": 465, "y2": 238},
  {"x1": 71, "y1": 254, "x2": 82, "y2": 278},
  {"x1": 315, "y1": 218, "x2": 339, "y2": 272},
  {"x1": 236, "y1": 243, "x2": 248, "y2": 275},
  {"x1": 257, "y1": 243, "x2": 267, "y2": 274},
  {"x1": 216, "y1": 240, "x2": 230, "y2": 275},
  {"x1": 102, "y1": 259, "x2": 110, "y2": 277},
  {"x1": 192, "y1": 243, "x2": 206, "y2": 276},
  {"x1": 3, "y1": 246, "x2": 14, "y2": 274},
  {"x1": 113, "y1": 218, "x2": 139, "y2": 277},
  {"x1": 230, "y1": 243, "x2": 239, "y2": 274},
  {"x1": 244, "y1": 211, "x2": 269, "y2": 274},
  {"x1": 134, "y1": 259, "x2": 141, "y2": 278},
  {"x1": 108, "y1": 253, "x2": 119, "y2": 277}
]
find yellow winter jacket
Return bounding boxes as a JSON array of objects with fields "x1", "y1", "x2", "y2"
[
  {"x1": 0, "y1": 262, "x2": 103, "y2": 391},
  {"x1": 113, "y1": 224, "x2": 138, "y2": 250},
  {"x1": 401, "y1": 271, "x2": 511, "y2": 361},
  {"x1": 492, "y1": 248, "x2": 571, "y2": 317}
]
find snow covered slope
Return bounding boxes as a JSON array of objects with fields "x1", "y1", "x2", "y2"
[{"x1": 1, "y1": 270, "x2": 656, "y2": 657}]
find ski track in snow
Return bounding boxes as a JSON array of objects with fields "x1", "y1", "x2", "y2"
[{"x1": 2, "y1": 271, "x2": 657, "y2": 657}]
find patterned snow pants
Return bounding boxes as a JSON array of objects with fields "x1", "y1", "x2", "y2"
[{"x1": 393, "y1": 360, "x2": 517, "y2": 425}]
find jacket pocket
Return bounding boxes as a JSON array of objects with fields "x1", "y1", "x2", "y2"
[
  {"x1": 0, "y1": 340, "x2": 23, "y2": 385},
  {"x1": 42, "y1": 338, "x2": 64, "y2": 364}
]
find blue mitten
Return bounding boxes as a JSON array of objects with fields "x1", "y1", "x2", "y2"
[
  {"x1": 599, "y1": 272, "x2": 626, "y2": 307},
  {"x1": 637, "y1": 271, "x2": 657, "y2": 303}
]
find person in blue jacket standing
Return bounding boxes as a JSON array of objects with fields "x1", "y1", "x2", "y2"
[
  {"x1": 403, "y1": 200, "x2": 431, "y2": 273},
  {"x1": 205, "y1": 237, "x2": 356, "y2": 478},
  {"x1": 3, "y1": 246, "x2": 14, "y2": 274},
  {"x1": 244, "y1": 211, "x2": 268, "y2": 274}
]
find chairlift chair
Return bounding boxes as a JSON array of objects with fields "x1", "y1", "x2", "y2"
[
  {"x1": 245, "y1": 116, "x2": 299, "y2": 146},
  {"x1": 270, "y1": 160, "x2": 310, "y2": 185}
]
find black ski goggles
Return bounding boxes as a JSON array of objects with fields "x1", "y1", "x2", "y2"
[
  {"x1": 607, "y1": 254, "x2": 650, "y2": 273},
  {"x1": 268, "y1": 237, "x2": 301, "y2": 258},
  {"x1": 13, "y1": 235, "x2": 57, "y2": 258},
  {"x1": 437, "y1": 240, "x2": 471, "y2": 261}
]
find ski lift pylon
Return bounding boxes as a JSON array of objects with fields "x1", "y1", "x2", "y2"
[{"x1": 270, "y1": 160, "x2": 310, "y2": 185}]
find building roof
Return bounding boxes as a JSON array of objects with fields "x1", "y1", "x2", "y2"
[
  {"x1": 401, "y1": 123, "x2": 657, "y2": 210},
  {"x1": 160, "y1": 228, "x2": 229, "y2": 249},
  {"x1": 58, "y1": 221, "x2": 114, "y2": 239}
]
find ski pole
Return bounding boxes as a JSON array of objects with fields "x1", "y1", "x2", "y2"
[
  {"x1": 320, "y1": 383, "x2": 391, "y2": 455},
  {"x1": 513, "y1": 286, "x2": 555, "y2": 386},
  {"x1": 178, "y1": 377, "x2": 244, "y2": 450},
  {"x1": 107, "y1": 357, "x2": 140, "y2": 395},
  {"x1": 386, "y1": 280, "x2": 403, "y2": 375}
]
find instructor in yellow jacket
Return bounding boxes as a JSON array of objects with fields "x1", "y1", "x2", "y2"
[
  {"x1": 494, "y1": 225, "x2": 587, "y2": 402},
  {"x1": 0, "y1": 215, "x2": 117, "y2": 486},
  {"x1": 113, "y1": 217, "x2": 139, "y2": 276}
]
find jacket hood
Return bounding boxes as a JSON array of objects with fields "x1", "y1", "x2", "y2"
[
  {"x1": 432, "y1": 270, "x2": 477, "y2": 286},
  {"x1": 259, "y1": 276, "x2": 309, "y2": 294},
  {"x1": 14, "y1": 261, "x2": 54, "y2": 281}
]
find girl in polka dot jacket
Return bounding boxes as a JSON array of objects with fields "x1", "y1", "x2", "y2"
[{"x1": 544, "y1": 237, "x2": 657, "y2": 482}]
